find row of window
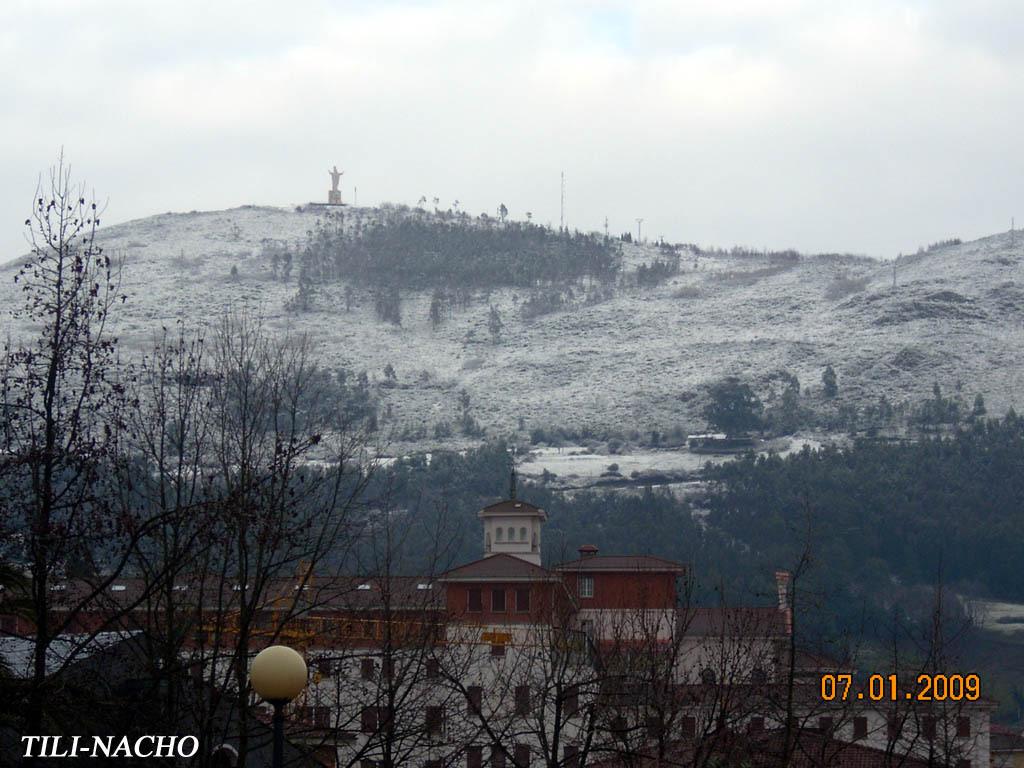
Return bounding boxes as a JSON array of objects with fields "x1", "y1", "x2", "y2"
[
  {"x1": 360, "y1": 685, "x2": 572, "y2": 735},
  {"x1": 353, "y1": 657, "x2": 443, "y2": 681},
  {"x1": 494, "y1": 526, "x2": 529, "y2": 543},
  {"x1": 467, "y1": 588, "x2": 530, "y2": 613}
]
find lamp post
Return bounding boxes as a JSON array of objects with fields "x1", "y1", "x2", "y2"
[{"x1": 250, "y1": 645, "x2": 308, "y2": 768}]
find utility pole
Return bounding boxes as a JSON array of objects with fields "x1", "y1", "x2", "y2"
[
  {"x1": 636, "y1": 217, "x2": 644, "y2": 243},
  {"x1": 354, "y1": 186, "x2": 358, "y2": 207},
  {"x1": 560, "y1": 171, "x2": 565, "y2": 231},
  {"x1": 1012, "y1": 217, "x2": 1015, "y2": 248},
  {"x1": 604, "y1": 216, "x2": 609, "y2": 240},
  {"x1": 892, "y1": 254, "x2": 898, "y2": 290}
]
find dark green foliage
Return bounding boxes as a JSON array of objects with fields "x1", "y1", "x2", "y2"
[
  {"x1": 488, "y1": 305, "x2": 503, "y2": 344},
  {"x1": 635, "y1": 254, "x2": 680, "y2": 288},
  {"x1": 912, "y1": 382, "x2": 962, "y2": 428},
  {"x1": 303, "y1": 212, "x2": 620, "y2": 290},
  {"x1": 374, "y1": 286, "x2": 402, "y2": 325},
  {"x1": 704, "y1": 414, "x2": 1024, "y2": 603},
  {"x1": 821, "y1": 365, "x2": 838, "y2": 398},
  {"x1": 972, "y1": 393, "x2": 987, "y2": 419},
  {"x1": 702, "y1": 377, "x2": 763, "y2": 435}
]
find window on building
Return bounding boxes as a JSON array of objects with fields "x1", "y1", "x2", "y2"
[
  {"x1": 361, "y1": 707, "x2": 378, "y2": 733},
  {"x1": 492, "y1": 589, "x2": 506, "y2": 612},
  {"x1": 467, "y1": 746, "x2": 483, "y2": 768},
  {"x1": 496, "y1": 527, "x2": 504, "y2": 542},
  {"x1": 747, "y1": 717, "x2": 764, "y2": 734},
  {"x1": 360, "y1": 761, "x2": 377, "y2": 768},
  {"x1": 426, "y1": 658, "x2": 441, "y2": 680},
  {"x1": 750, "y1": 667, "x2": 768, "y2": 685},
  {"x1": 563, "y1": 746, "x2": 579, "y2": 768},
  {"x1": 515, "y1": 588, "x2": 530, "y2": 613},
  {"x1": 818, "y1": 717, "x2": 834, "y2": 733},
  {"x1": 923, "y1": 716, "x2": 937, "y2": 741},
  {"x1": 426, "y1": 706, "x2": 443, "y2": 736},
  {"x1": 700, "y1": 668, "x2": 717, "y2": 685},
  {"x1": 515, "y1": 685, "x2": 531, "y2": 716},
  {"x1": 519, "y1": 527, "x2": 527, "y2": 541},
  {"x1": 956, "y1": 761, "x2": 972, "y2": 768},
  {"x1": 314, "y1": 706, "x2": 331, "y2": 729},
  {"x1": 361, "y1": 658, "x2": 375, "y2": 680},
  {"x1": 468, "y1": 589, "x2": 483, "y2": 612},
  {"x1": 853, "y1": 717, "x2": 868, "y2": 740},
  {"x1": 579, "y1": 575, "x2": 594, "y2": 599},
  {"x1": 491, "y1": 745, "x2": 506, "y2": 768},
  {"x1": 514, "y1": 744, "x2": 530, "y2": 768},
  {"x1": 468, "y1": 686, "x2": 483, "y2": 713},
  {"x1": 682, "y1": 716, "x2": 697, "y2": 739},
  {"x1": 564, "y1": 686, "x2": 579, "y2": 714},
  {"x1": 957, "y1": 716, "x2": 971, "y2": 738},
  {"x1": 490, "y1": 644, "x2": 506, "y2": 658},
  {"x1": 887, "y1": 716, "x2": 902, "y2": 741},
  {"x1": 316, "y1": 657, "x2": 333, "y2": 676},
  {"x1": 426, "y1": 761, "x2": 442, "y2": 768}
]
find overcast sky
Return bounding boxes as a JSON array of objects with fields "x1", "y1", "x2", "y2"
[{"x1": 3, "y1": 0, "x2": 1024, "y2": 261}]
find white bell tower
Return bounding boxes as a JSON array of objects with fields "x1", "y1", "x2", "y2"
[{"x1": 479, "y1": 475, "x2": 546, "y2": 566}]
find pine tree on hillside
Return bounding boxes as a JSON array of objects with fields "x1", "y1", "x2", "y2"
[{"x1": 822, "y1": 365, "x2": 838, "y2": 399}]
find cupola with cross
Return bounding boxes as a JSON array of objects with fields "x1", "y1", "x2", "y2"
[{"x1": 479, "y1": 468, "x2": 546, "y2": 565}]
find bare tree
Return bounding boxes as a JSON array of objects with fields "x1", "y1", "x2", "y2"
[{"x1": 0, "y1": 154, "x2": 171, "y2": 737}]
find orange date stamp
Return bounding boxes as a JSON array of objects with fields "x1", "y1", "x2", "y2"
[{"x1": 819, "y1": 673, "x2": 980, "y2": 702}]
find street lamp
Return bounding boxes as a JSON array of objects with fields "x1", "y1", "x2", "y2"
[{"x1": 250, "y1": 645, "x2": 308, "y2": 768}]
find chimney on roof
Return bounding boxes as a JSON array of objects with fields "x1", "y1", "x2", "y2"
[
  {"x1": 578, "y1": 544, "x2": 599, "y2": 558},
  {"x1": 775, "y1": 570, "x2": 792, "y2": 635}
]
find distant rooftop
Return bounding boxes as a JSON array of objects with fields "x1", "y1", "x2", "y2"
[
  {"x1": 479, "y1": 499, "x2": 546, "y2": 520},
  {"x1": 554, "y1": 554, "x2": 687, "y2": 573}
]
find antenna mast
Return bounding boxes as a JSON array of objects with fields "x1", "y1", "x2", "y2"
[
  {"x1": 560, "y1": 171, "x2": 565, "y2": 231},
  {"x1": 636, "y1": 217, "x2": 644, "y2": 243}
]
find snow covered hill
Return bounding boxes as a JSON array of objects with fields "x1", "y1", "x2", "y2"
[{"x1": 3, "y1": 204, "x2": 1022, "y2": 449}]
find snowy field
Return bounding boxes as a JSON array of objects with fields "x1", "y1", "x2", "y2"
[
  {"x1": 3, "y1": 204, "x2": 1024, "y2": 454},
  {"x1": 967, "y1": 599, "x2": 1024, "y2": 636},
  {"x1": 518, "y1": 434, "x2": 827, "y2": 486}
]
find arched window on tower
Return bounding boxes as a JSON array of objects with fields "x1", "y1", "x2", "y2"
[
  {"x1": 519, "y1": 527, "x2": 527, "y2": 541},
  {"x1": 496, "y1": 527, "x2": 504, "y2": 542}
]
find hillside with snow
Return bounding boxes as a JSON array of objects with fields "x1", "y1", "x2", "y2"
[{"x1": 3, "y1": 204, "x2": 1022, "y2": 451}]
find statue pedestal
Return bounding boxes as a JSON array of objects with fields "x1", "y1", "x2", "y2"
[{"x1": 328, "y1": 190, "x2": 342, "y2": 205}]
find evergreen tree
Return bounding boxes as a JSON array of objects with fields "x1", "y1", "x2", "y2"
[
  {"x1": 702, "y1": 377, "x2": 763, "y2": 435},
  {"x1": 488, "y1": 304, "x2": 504, "y2": 344},
  {"x1": 822, "y1": 365, "x2": 838, "y2": 398},
  {"x1": 972, "y1": 393, "x2": 987, "y2": 419}
]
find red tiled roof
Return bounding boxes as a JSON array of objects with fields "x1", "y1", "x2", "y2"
[
  {"x1": 478, "y1": 499, "x2": 547, "y2": 519},
  {"x1": 680, "y1": 606, "x2": 789, "y2": 637},
  {"x1": 591, "y1": 728, "x2": 932, "y2": 768},
  {"x1": 438, "y1": 554, "x2": 558, "y2": 582},
  {"x1": 992, "y1": 723, "x2": 1024, "y2": 752},
  {"x1": 553, "y1": 554, "x2": 687, "y2": 572}
]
